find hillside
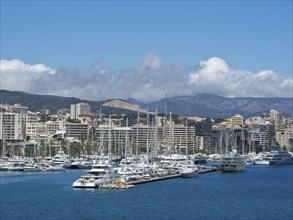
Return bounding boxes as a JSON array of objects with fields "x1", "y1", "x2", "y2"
[
  {"x1": 147, "y1": 94, "x2": 292, "y2": 118},
  {"x1": 0, "y1": 90, "x2": 136, "y2": 115},
  {"x1": 0, "y1": 90, "x2": 292, "y2": 118}
]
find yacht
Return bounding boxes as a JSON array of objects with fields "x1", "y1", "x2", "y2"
[
  {"x1": 191, "y1": 153, "x2": 208, "y2": 164},
  {"x1": 253, "y1": 159, "x2": 270, "y2": 165},
  {"x1": 180, "y1": 164, "x2": 199, "y2": 178},
  {"x1": 22, "y1": 164, "x2": 40, "y2": 172},
  {"x1": 69, "y1": 159, "x2": 92, "y2": 169},
  {"x1": 254, "y1": 149, "x2": 293, "y2": 165},
  {"x1": 51, "y1": 150, "x2": 70, "y2": 167},
  {"x1": 220, "y1": 149, "x2": 245, "y2": 172},
  {"x1": 207, "y1": 154, "x2": 221, "y2": 163},
  {"x1": 269, "y1": 149, "x2": 293, "y2": 165},
  {"x1": 73, "y1": 163, "x2": 118, "y2": 188}
]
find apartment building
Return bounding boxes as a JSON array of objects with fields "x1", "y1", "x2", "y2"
[
  {"x1": 0, "y1": 112, "x2": 26, "y2": 142},
  {"x1": 65, "y1": 123, "x2": 89, "y2": 140},
  {"x1": 70, "y1": 103, "x2": 91, "y2": 119},
  {"x1": 231, "y1": 114, "x2": 244, "y2": 127}
]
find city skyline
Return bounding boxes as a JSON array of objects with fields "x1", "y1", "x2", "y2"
[{"x1": 1, "y1": 1, "x2": 292, "y2": 102}]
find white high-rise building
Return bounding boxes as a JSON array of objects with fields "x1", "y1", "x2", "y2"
[
  {"x1": 70, "y1": 103, "x2": 91, "y2": 119},
  {"x1": 270, "y1": 110, "x2": 283, "y2": 130},
  {"x1": 0, "y1": 112, "x2": 26, "y2": 142}
]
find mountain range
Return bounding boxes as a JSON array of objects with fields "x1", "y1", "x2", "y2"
[{"x1": 0, "y1": 90, "x2": 292, "y2": 118}]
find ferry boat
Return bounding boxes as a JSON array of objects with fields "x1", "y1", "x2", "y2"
[{"x1": 220, "y1": 149, "x2": 245, "y2": 172}]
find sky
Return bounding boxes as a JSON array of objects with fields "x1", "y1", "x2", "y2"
[{"x1": 1, "y1": 0, "x2": 292, "y2": 103}]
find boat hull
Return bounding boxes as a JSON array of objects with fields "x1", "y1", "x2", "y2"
[
  {"x1": 269, "y1": 158, "x2": 293, "y2": 165},
  {"x1": 253, "y1": 160, "x2": 270, "y2": 165},
  {"x1": 73, "y1": 179, "x2": 96, "y2": 188},
  {"x1": 181, "y1": 171, "x2": 198, "y2": 178},
  {"x1": 22, "y1": 167, "x2": 39, "y2": 172},
  {"x1": 220, "y1": 164, "x2": 245, "y2": 172},
  {"x1": 180, "y1": 167, "x2": 199, "y2": 178}
]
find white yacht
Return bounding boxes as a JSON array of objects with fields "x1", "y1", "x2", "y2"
[
  {"x1": 180, "y1": 164, "x2": 199, "y2": 178},
  {"x1": 22, "y1": 164, "x2": 40, "y2": 172},
  {"x1": 191, "y1": 153, "x2": 208, "y2": 164},
  {"x1": 220, "y1": 149, "x2": 245, "y2": 172},
  {"x1": 51, "y1": 150, "x2": 70, "y2": 167},
  {"x1": 269, "y1": 149, "x2": 293, "y2": 165},
  {"x1": 254, "y1": 149, "x2": 293, "y2": 165},
  {"x1": 253, "y1": 159, "x2": 270, "y2": 165},
  {"x1": 73, "y1": 163, "x2": 118, "y2": 188}
]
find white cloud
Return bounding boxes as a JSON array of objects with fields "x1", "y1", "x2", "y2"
[
  {"x1": 0, "y1": 55, "x2": 292, "y2": 102},
  {"x1": 1, "y1": 59, "x2": 55, "y2": 74},
  {"x1": 188, "y1": 57, "x2": 292, "y2": 98},
  {"x1": 140, "y1": 51, "x2": 162, "y2": 69},
  {"x1": 0, "y1": 59, "x2": 56, "y2": 91}
]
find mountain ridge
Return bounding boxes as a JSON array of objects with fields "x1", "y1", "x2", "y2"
[{"x1": 0, "y1": 90, "x2": 292, "y2": 118}]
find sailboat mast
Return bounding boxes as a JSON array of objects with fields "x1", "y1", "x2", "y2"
[
  {"x1": 169, "y1": 112, "x2": 172, "y2": 156},
  {"x1": 125, "y1": 118, "x2": 129, "y2": 159},
  {"x1": 108, "y1": 115, "x2": 112, "y2": 163},
  {"x1": 146, "y1": 106, "x2": 149, "y2": 162},
  {"x1": 136, "y1": 110, "x2": 139, "y2": 160},
  {"x1": 155, "y1": 109, "x2": 158, "y2": 157},
  {"x1": 185, "y1": 120, "x2": 188, "y2": 156}
]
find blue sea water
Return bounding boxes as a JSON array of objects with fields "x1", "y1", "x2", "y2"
[{"x1": 0, "y1": 165, "x2": 292, "y2": 220}]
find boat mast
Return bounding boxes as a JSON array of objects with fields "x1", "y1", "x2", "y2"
[
  {"x1": 169, "y1": 112, "x2": 172, "y2": 156},
  {"x1": 185, "y1": 119, "x2": 188, "y2": 156},
  {"x1": 136, "y1": 110, "x2": 139, "y2": 161},
  {"x1": 241, "y1": 124, "x2": 244, "y2": 155},
  {"x1": 108, "y1": 115, "x2": 112, "y2": 163},
  {"x1": 125, "y1": 118, "x2": 129, "y2": 159},
  {"x1": 146, "y1": 106, "x2": 149, "y2": 162},
  {"x1": 155, "y1": 108, "x2": 158, "y2": 157},
  {"x1": 164, "y1": 94, "x2": 170, "y2": 156}
]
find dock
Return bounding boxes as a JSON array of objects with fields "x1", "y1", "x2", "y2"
[
  {"x1": 126, "y1": 173, "x2": 182, "y2": 185},
  {"x1": 99, "y1": 167, "x2": 219, "y2": 190}
]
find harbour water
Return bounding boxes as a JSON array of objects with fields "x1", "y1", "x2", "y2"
[{"x1": 1, "y1": 165, "x2": 292, "y2": 220}]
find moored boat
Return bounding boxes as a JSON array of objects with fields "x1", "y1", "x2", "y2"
[
  {"x1": 220, "y1": 149, "x2": 245, "y2": 172},
  {"x1": 180, "y1": 164, "x2": 199, "y2": 178},
  {"x1": 73, "y1": 163, "x2": 118, "y2": 188},
  {"x1": 253, "y1": 148, "x2": 293, "y2": 165}
]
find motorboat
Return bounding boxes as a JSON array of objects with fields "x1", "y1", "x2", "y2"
[
  {"x1": 22, "y1": 164, "x2": 40, "y2": 172},
  {"x1": 255, "y1": 149, "x2": 293, "y2": 165},
  {"x1": 69, "y1": 159, "x2": 92, "y2": 169},
  {"x1": 253, "y1": 159, "x2": 270, "y2": 165},
  {"x1": 268, "y1": 149, "x2": 293, "y2": 165},
  {"x1": 180, "y1": 164, "x2": 199, "y2": 178},
  {"x1": 220, "y1": 149, "x2": 245, "y2": 172},
  {"x1": 191, "y1": 153, "x2": 208, "y2": 164},
  {"x1": 73, "y1": 163, "x2": 118, "y2": 188}
]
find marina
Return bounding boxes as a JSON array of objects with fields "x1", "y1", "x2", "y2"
[{"x1": 1, "y1": 164, "x2": 292, "y2": 220}]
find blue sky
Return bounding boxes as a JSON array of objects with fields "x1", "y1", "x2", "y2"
[{"x1": 1, "y1": 1, "x2": 292, "y2": 101}]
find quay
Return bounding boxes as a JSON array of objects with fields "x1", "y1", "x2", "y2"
[
  {"x1": 99, "y1": 167, "x2": 219, "y2": 190},
  {"x1": 126, "y1": 173, "x2": 182, "y2": 185},
  {"x1": 126, "y1": 167, "x2": 219, "y2": 186},
  {"x1": 199, "y1": 167, "x2": 220, "y2": 174}
]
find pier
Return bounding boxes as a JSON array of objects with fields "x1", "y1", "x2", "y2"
[
  {"x1": 126, "y1": 173, "x2": 182, "y2": 185},
  {"x1": 99, "y1": 167, "x2": 219, "y2": 190}
]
